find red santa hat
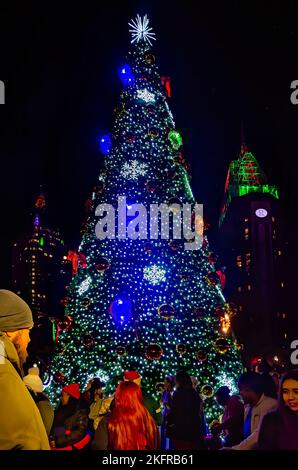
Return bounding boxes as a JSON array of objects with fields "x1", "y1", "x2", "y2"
[
  {"x1": 123, "y1": 370, "x2": 141, "y2": 381},
  {"x1": 62, "y1": 383, "x2": 80, "y2": 400}
]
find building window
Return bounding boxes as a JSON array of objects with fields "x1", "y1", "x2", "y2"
[
  {"x1": 244, "y1": 228, "x2": 249, "y2": 240},
  {"x1": 272, "y1": 216, "x2": 275, "y2": 222},
  {"x1": 244, "y1": 218, "x2": 248, "y2": 222},
  {"x1": 278, "y1": 250, "x2": 282, "y2": 255},
  {"x1": 282, "y1": 313, "x2": 286, "y2": 319},
  {"x1": 237, "y1": 286, "x2": 242, "y2": 292},
  {"x1": 245, "y1": 253, "x2": 251, "y2": 266},
  {"x1": 236, "y1": 255, "x2": 242, "y2": 268},
  {"x1": 281, "y1": 282, "x2": 284, "y2": 288},
  {"x1": 247, "y1": 285, "x2": 251, "y2": 291}
]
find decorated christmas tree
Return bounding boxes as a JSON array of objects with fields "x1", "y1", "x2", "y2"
[{"x1": 48, "y1": 14, "x2": 243, "y2": 423}]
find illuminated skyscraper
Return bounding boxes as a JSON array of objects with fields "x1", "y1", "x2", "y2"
[
  {"x1": 219, "y1": 141, "x2": 289, "y2": 366},
  {"x1": 12, "y1": 190, "x2": 71, "y2": 364}
]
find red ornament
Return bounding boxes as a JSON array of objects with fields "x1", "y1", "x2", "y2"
[
  {"x1": 56, "y1": 316, "x2": 73, "y2": 332},
  {"x1": 125, "y1": 133, "x2": 136, "y2": 144},
  {"x1": 168, "y1": 240, "x2": 180, "y2": 252},
  {"x1": 53, "y1": 371, "x2": 66, "y2": 384},
  {"x1": 192, "y1": 306, "x2": 206, "y2": 319},
  {"x1": 96, "y1": 257, "x2": 110, "y2": 273},
  {"x1": 143, "y1": 242, "x2": 153, "y2": 254},
  {"x1": 146, "y1": 105, "x2": 155, "y2": 114},
  {"x1": 166, "y1": 168, "x2": 177, "y2": 179},
  {"x1": 146, "y1": 180, "x2": 158, "y2": 193},
  {"x1": 206, "y1": 272, "x2": 220, "y2": 286},
  {"x1": 83, "y1": 335, "x2": 95, "y2": 348},
  {"x1": 145, "y1": 343, "x2": 163, "y2": 361},
  {"x1": 196, "y1": 350, "x2": 208, "y2": 363}
]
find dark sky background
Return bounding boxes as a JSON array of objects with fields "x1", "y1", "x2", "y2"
[{"x1": 0, "y1": 1, "x2": 297, "y2": 288}]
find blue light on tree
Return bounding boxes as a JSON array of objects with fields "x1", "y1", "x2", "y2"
[
  {"x1": 118, "y1": 64, "x2": 134, "y2": 87},
  {"x1": 109, "y1": 295, "x2": 133, "y2": 324},
  {"x1": 99, "y1": 134, "x2": 112, "y2": 155}
]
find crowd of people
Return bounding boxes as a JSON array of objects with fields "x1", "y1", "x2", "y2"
[{"x1": 1, "y1": 289, "x2": 298, "y2": 451}]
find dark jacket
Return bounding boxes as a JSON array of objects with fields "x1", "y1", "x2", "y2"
[
  {"x1": 259, "y1": 409, "x2": 298, "y2": 450},
  {"x1": 53, "y1": 408, "x2": 88, "y2": 448},
  {"x1": 167, "y1": 387, "x2": 205, "y2": 447}
]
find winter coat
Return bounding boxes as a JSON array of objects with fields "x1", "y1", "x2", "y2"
[
  {"x1": 232, "y1": 394, "x2": 277, "y2": 450},
  {"x1": 27, "y1": 389, "x2": 54, "y2": 436},
  {"x1": 0, "y1": 333, "x2": 50, "y2": 450},
  {"x1": 167, "y1": 387, "x2": 206, "y2": 447},
  {"x1": 258, "y1": 409, "x2": 298, "y2": 450}
]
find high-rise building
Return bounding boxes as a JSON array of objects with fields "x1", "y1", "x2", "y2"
[
  {"x1": 12, "y1": 190, "x2": 71, "y2": 365},
  {"x1": 218, "y1": 141, "x2": 289, "y2": 366}
]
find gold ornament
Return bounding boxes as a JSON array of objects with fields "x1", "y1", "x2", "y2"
[
  {"x1": 158, "y1": 304, "x2": 175, "y2": 320},
  {"x1": 214, "y1": 337, "x2": 230, "y2": 354},
  {"x1": 201, "y1": 384, "x2": 214, "y2": 398}
]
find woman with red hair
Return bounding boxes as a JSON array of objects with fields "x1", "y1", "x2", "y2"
[{"x1": 108, "y1": 381, "x2": 159, "y2": 450}]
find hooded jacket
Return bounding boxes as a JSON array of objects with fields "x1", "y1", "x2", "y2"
[{"x1": 0, "y1": 332, "x2": 50, "y2": 450}]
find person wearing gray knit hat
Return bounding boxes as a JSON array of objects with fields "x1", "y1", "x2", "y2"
[
  {"x1": 0, "y1": 289, "x2": 34, "y2": 331},
  {"x1": 0, "y1": 291, "x2": 49, "y2": 449}
]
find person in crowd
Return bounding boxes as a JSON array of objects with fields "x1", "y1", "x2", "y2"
[
  {"x1": 167, "y1": 370, "x2": 206, "y2": 450},
  {"x1": 23, "y1": 366, "x2": 54, "y2": 436},
  {"x1": 259, "y1": 373, "x2": 278, "y2": 399},
  {"x1": 108, "y1": 380, "x2": 159, "y2": 450},
  {"x1": 50, "y1": 383, "x2": 91, "y2": 450},
  {"x1": 123, "y1": 370, "x2": 162, "y2": 426},
  {"x1": 258, "y1": 369, "x2": 298, "y2": 450},
  {"x1": 160, "y1": 375, "x2": 175, "y2": 450},
  {"x1": 223, "y1": 371, "x2": 277, "y2": 450},
  {"x1": 0, "y1": 289, "x2": 49, "y2": 450},
  {"x1": 213, "y1": 385, "x2": 244, "y2": 446}
]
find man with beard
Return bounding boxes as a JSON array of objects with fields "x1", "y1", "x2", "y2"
[{"x1": 0, "y1": 289, "x2": 50, "y2": 449}]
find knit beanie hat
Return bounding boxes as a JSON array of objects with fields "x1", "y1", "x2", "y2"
[
  {"x1": 123, "y1": 370, "x2": 141, "y2": 381},
  {"x1": 23, "y1": 367, "x2": 43, "y2": 393},
  {"x1": 63, "y1": 383, "x2": 80, "y2": 400},
  {"x1": 0, "y1": 290, "x2": 34, "y2": 331}
]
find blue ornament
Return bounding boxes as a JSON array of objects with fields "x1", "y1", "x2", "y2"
[
  {"x1": 118, "y1": 64, "x2": 134, "y2": 87},
  {"x1": 109, "y1": 295, "x2": 133, "y2": 324},
  {"x1": 99, "y1": 134, "x2": 112, "y2": 155}
]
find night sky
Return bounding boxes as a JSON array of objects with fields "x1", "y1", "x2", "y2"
[{"x1": 0, "y1": 1, "x2": 297, "y2": 289}]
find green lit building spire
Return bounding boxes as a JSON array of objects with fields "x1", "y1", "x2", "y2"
[{"x1": 219, "y1": 140, "x2": 279, "y2": 226}]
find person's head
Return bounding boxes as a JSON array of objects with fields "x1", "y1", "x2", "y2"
[
  {"x1": 175, "y1": 370, "x2": 192, "y2": 389},
  {"x1": 280, "y1": 370, "x2": 298, "y2": 414},
  {"x1": 23, "y1": 366, "x2": 43, "y2": 393},
  {"x1": 215, "y1": 386, "x2": 230, "y2": 407},
  {"x1": 0, "y1": 290, "x2": 34, "y2": 367},
  {"x1": 238, "y1": 372, "x2": 264, "y2": 406},
  {"x1": 89, "y1": 377, "x2": 105, "y2": 402},
  {"x1": 109, "y1": 381, "x2": 158, "y2": 450},
  {"x1": 164, "y1": 376, "x2": 174, "y2": 390},
  {"x1": 61, "y1": 383, "x2": 80, "y2": 406},
  {"x1": 123, "y1": 370, "x2": 141, "y2": 387}
]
